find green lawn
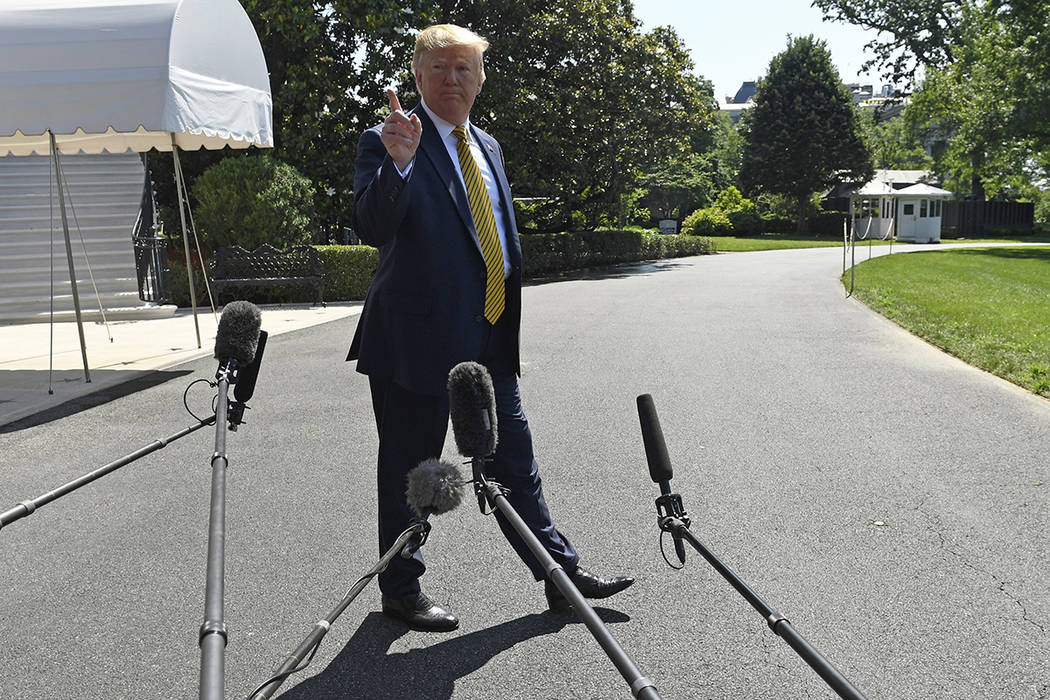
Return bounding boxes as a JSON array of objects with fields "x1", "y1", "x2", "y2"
[
  {"x1": 710, "y1": 233, "x2": 896, "y2": 252},
  {"x1": 844, "y1": 247, "x2": 1050, "y2": 396},
  {"x1": 710, "y1": 231, "x2": 1050, "y2": 253}
]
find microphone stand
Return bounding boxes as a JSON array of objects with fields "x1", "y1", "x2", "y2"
[
  {"x1": 199, "y1": 359, "x2": 239, "y2": 700},
  {"x1": 656, "y1": 513, "x2": 868, "y2": 700},
  {"x1": 471, "y1": 459, "x2": 662, "y2": 700},
  {"x1": 248, "y1": 521, "x2": 430, "y2": 699},
  {"x1": 0, "y1": 415, "x2": 216, "y2": 532}
]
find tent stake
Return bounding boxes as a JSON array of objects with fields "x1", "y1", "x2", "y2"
[{"x1": 49, "y1": 131, "x2": 90, "y2": 383}]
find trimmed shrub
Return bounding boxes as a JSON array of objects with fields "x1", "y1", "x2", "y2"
[
  {"x1": 192, "y1": 155, "x2": 316, "y2": 252},
  {"x1": 167, "y1": 259, "x2": 208, "y2": 308},
  {"x1": 168, "y1": 236, "x2": 712, "y2": 307},
  {"x1": 727, "y1": 209, "x2": 763, "y2": 234},
  {"x1": 682, "y1": 207, "x2": 732, "y2": 236},
  {"x1": 521, "y1": 229, "x2": 711, "y2": 277},
  {"x1": 316, "y1": 245, "x2": 379, "y2": 301},
  {"x1": 713, "y1": 186, "x2": 756, "y2": 214},
  {"x1": 809, "y1": 211, "x2": 849, "y2": 236}
]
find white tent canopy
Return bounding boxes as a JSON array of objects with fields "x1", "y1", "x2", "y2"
[
  {"x1": 0, "y1": 0, "x2": 272, "y2": 382},
  {"x1": 0, "y1": 0, "x2": 272, "y2": 155}
]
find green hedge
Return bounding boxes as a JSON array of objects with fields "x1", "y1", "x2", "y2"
[
  {"x1": 520, "y1": 229, "x2": 712, "y2": 277},
  {"x1": 316, "y1": 245, "x2": 379, "y2": 301},
  {"x1": 168, "y1": 231, "x2": 710, "y2": 306}
]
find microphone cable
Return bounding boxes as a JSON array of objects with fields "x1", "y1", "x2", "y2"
[
  {"x1": 658, "y1": 529, "x2": 686, "y2": 570},
  {"x1": 183, "y1": 377, "x2": 217, "y2": 423}
]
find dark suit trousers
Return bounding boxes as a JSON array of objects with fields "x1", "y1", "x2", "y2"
[{"x1": 369, "y1": 318, "x2": 579, "y2": 597}]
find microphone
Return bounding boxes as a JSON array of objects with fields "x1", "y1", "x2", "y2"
[
  {"x1": 214, "y1": 300, "x2": 262, "y2": 375},
  {"x1": 229, "y1": 330, "x2": 268, "y2": 429},
  {"x1": 233, "y1": 330, "x2": 268, "y2": 404},
  {"x1": 447, "y1": 361, "x2": 498, "y2": 514},
  {"x1": 402, "y1": 459, "x2": 465, "y2": 558},
  {"x1": 637, "y1": 394, "x2": 688, "y2": 565},
  {"x1": 406, "y1": 459, "x2": 465, "y2": 517},
  {"x1": 447, "y1": 361, "x2": 498, "y2": 458}
]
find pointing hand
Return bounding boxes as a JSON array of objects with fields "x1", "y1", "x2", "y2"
[{"x1": 380, "y1": 88, "x2": 422, "y2": 172}]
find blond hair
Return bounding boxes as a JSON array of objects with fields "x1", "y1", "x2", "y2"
[{"x1": 412, "y1": 24, "x2": 489, "y2": 79}]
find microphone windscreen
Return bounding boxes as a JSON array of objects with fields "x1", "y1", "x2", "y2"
[
  {"x1": 447, "y1": 361, "x2": 498, "y2": 457},
  {"x1": 214, "y1": 300, "x2": 262, "y2": 365},
  {"x1": 637, "y1": 394, "x2": 674, "y2": 483},
  {"x1": 406, "y1": 459, "x2": 465, "y2": 516}
]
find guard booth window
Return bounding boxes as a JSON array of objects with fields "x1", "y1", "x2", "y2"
[
  {"x1": 920, "y1": 199, "x2": 928, "y2": 217},
  {"x1": 903, "y1": 203, "x2": 914, "y2": 215}
]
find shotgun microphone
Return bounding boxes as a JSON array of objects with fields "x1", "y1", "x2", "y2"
[
  {"x1": 447, "y1": 361, "x2": 498, "y2": 457},
  {"x1": 637, "y1": 394, "x2": 688, "y2": 565},
  {"x1": 447, "y1": 361, "x2": 498, "y2": 514},
  {"x1": 214, "y1": 300, "x2": 262, "y2": 376}
]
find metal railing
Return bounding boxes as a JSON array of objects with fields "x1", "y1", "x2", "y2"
[{"x1": 132, "y1": 153, "x2": 171, "y2": 303}]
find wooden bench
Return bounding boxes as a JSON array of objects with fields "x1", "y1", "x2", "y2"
[{"x1": 210, "y1": 244, "x2": 325, "y2": 305}]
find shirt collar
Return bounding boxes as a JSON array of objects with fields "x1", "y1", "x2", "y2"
[{"x1": 420, "y1": 98, "x2": 471, "y2": 144}]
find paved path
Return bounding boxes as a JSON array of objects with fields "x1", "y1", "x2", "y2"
[{"x1": 0, "y1": 246, "x2": 1047, "y2": 699}]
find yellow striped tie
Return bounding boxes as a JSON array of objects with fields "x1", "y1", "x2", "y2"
[{"x1": 453, "y1": 125, "x2": 505, "y2": 324}]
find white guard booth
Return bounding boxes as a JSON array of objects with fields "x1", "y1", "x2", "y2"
[
  {"x1": 0, "y1": 0, "x2": 272, "y2": 381},
  {"x1": 894, "y1": 183, "x2": 953, "y2": 243},
  {"x1": 849, "y1": 180, "x2": 897, "y2": 241}
]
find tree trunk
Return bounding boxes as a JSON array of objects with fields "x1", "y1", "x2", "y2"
[
  {"x1": 971, "y1": 152, "x2": 986, "y2": 201},
  {"x1": 796, "y1": 194, "x2": 810, "y2": 233}
]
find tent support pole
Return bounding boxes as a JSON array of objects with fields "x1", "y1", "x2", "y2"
[
  {"x1": 171, "y1": 135, "x2": 201, "y2": 348},
  {"x1": 49, "y1": 131, "x2": 91, "y2": 383}
]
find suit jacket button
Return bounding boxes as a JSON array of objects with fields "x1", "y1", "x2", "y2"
[{"x1": 474, "y1": 314, "x2": 484, "y2": 323}]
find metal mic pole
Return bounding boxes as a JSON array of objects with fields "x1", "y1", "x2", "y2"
[
  {"x1": 472, "y1": 461, "x2": 662, "y2": 700},
  {"x1": 0, "y1": 416, "x2": 216, "y2": 532},
  {"x1": 661, "y1": 516, "x2": 868, "y2": 700},
  {"x1": 199, "y1": 361, "x2": 234, "y2": 700}
]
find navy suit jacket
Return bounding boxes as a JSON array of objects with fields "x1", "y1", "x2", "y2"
[{"x1": 347, "y1": 106, "x2": 523, "y2": 397}]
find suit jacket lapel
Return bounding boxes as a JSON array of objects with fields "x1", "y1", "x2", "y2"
[
  {"x1": 414, "y1": 106, "x2": 482, "y2": 255},
  {"x1": 473, "y1": 126, "x2": 522, "y2": 270}
]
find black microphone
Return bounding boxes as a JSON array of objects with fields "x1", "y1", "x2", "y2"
[
  {"x1": 229, "y1": 330, "x2": 268, "y2": 429},
  {"x1": 447, "y1": 361, "x2": 498, "y2": 458},
  {"x1": 233, "y1": 330, "x2": 268, "y2": 404},
  {"x1": 447, "y1": 361, "x2": 498, "y2": 514},
  {"x1": 214, "y1": 300, "x2": 262, "y2": 376},
  {"x1": 402, "y1": 459, "x2": 465, "y2": 558},
  {"x1": 637, "y1": 394, "x2": 687, "y2": 565}
]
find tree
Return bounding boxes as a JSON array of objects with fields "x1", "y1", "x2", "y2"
[
  {"x1": 817, "y1": 0, "x2": 1050, "y2": 201},
  {"x1": 811, "y1": 0, "x2": 966, "y2": 88},
  {"x1": 159, "y1": 1, "x2": 720, "y2": 238},
  {"x1": 739, "y1": 35, "x2": 872, "y2": 231},
  {"x1": 151, "y1": 1, "x2": 428, "y2": 242},
  {"x1": 428, "y1": 0, "x2": 718, "y2": 229},
  {"x1": 858, "y1": 109, "x2": 932, "y2": 170},
  {"x1": 241, "y1": 0, "x2": 428, "y2": 237}
]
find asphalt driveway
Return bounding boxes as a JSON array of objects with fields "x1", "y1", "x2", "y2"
[{"x1": 1, "y1": 246, "x2": 1046, "y2": 699}]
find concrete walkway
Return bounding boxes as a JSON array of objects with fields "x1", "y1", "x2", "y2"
[{"x1": 0, "y1": 303, "x2": 362, "y2": 428}]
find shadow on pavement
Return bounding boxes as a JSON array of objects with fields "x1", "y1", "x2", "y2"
[
  {"x1": 0, "y1": 368, "x2": 195, "y2": 433},
  {"x1": 525, "y1": 259, "x2": 694, "y2": 287},
  {"x1": 274, "y1": 607, "x2": 631, "y2": 699}
]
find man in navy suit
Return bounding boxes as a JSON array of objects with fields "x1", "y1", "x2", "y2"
[{"x1": 348, "y1": 24, "x2": 632, "y2": 631}]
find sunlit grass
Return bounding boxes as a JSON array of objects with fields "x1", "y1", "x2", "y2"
[
  {"x1": 845, "y1": 247, "x2": 1050, "y2": 396},
  {"x1": 710, "y1": 234, "x2": 896, "y2": 252}
]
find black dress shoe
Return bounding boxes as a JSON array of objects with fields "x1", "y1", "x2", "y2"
[
  {"x1": 545, "y1": 566, "x2": 635, "y2": 612},
  {"x1": 381, "y1": 591, "x2": 459, "y2": 632}
]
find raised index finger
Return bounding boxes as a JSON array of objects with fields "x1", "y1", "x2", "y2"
[{"x1": 387, "y1": 88, "x2": 403, "y2": 114}]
